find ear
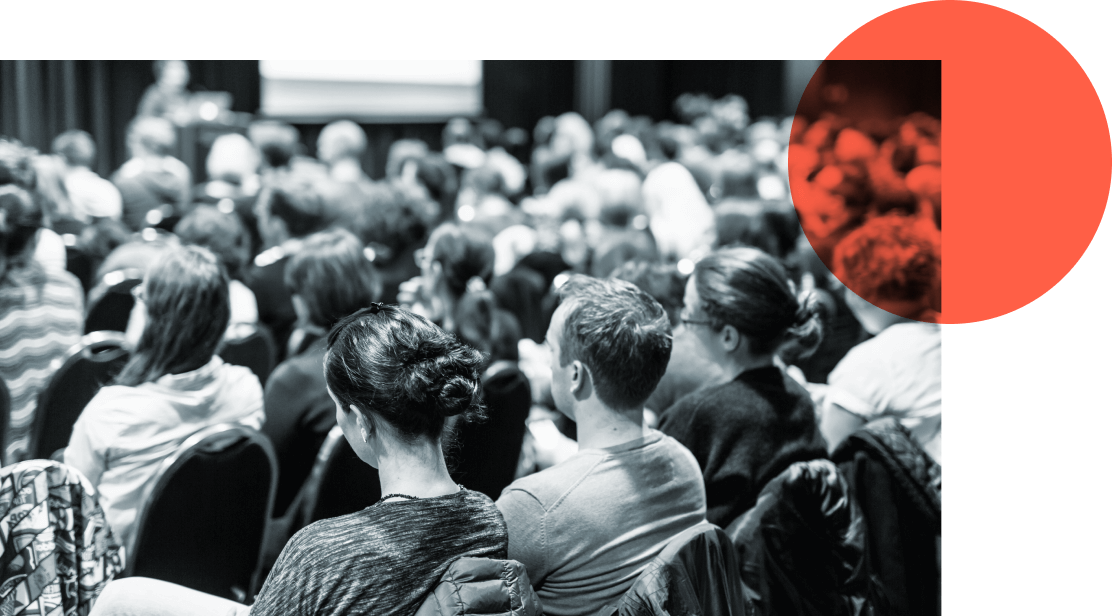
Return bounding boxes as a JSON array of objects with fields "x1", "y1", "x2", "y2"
[
  {"x1": 721, "y1": 324, "x2": 742, "y2": 353},
  {"x1": 569, "y1": 359, "x2": 587, "y2": 395}
]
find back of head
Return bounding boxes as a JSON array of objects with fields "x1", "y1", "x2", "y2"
[
  {"x1": 248, "y1": 120, "x2": 299, "y2": 169},
  {"x1": 325, "y1": 304, "x2": 486, "y2": 443},
  {"x1": 206, "y1": 133, "x2": 260, "y2": 184},
  {"x1": 695, "y1": 246, "x2": 822, "y2": 357},
  {"x1": 318, "y1": 120, "x2": 367, "y2": 164},
  {"x1": 285, "y1": 228, "x2": 381, "y2": 330},
  {"x1": 175, "y1": 205, "x2": 250, "y2": 280},
  {"x1": 833, "y1": 214, "x2": 940, "y2": 305},
  {"x1": 610, "y1": 260, "x2": 686, "y2": 327},
  {"x1": 0, "y1": 138, "x2": 37, "y2": 190},
  {"x1": 0, "y1": 185, "x2": 44, "y2": 286},
  {"x1": 257, "y1": 176, "x2": 332, "y2": 239},
  {"x1": 117, "y1": 244, "x2": 230, "y2": 386},
  {"x1": 429, "y1": 223, "x2": 495, "y2": 298},
  {"x1": 127, "y1": 117, "x2": 177, "y2": 158},
  {"x1": 52, "y1": 130, "x2": 97, "y2": 169},
  {"x1": 556, "y1": 274, "x2": 673, "y2": 410}
]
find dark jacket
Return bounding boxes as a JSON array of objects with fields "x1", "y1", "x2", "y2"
[
  {"x1": 832, "y1": 418, "x2": 941, "y2": 616},
  {"x1": 451, "y1": 361, "x2": 532, "y2": 500},
  {"x1": 414, "y1": 558, "x2": 543, "y2": 616},
  {"x1": 597, "y1": 522, "x2": 747, "y2": 616},
  {"x1": 726, "y1": 459, "x2": 878, "y2": 616}
]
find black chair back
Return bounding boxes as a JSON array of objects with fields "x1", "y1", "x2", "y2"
[
  {"x1": 84, "y1": 269, "x2": 144, "y2": 334},
  {"x1": 451, "y1": 361, "x2": 532, "y2": 500},
  {"x1": 301, "y1": 425, "x2": 380, "y2": 525},
  {"x1": 127, "y1": 424, "x2": 277, "y2": 600},
  {"x1": 66, "y1": 245, "x2": 96, "y2": 295},
  {"x1": 0, "y1": 379, "x2": 10, "y2": 454},
  {"x1": 219, "y1": 324, "x2": 277, "y2": 387},
  {"x1": 32, "y1": 331, "x2": 129, "y2": 460}
]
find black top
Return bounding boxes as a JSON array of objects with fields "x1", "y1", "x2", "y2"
[
  {"x1": 262, "y1": 335, "x2": 334, "y2": 517},
  {"x1": 246, "y1": 255, "x2": 296, "y2": 361},
  {"x1": 251, "y1": 489, "x2": 508, "y2": 616},
  {"x1": 658, "y1": 365, "x2": 828, "y2": 527}
]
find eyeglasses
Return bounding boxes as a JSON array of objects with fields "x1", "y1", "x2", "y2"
[{"x1": 130, "y1": 284, "x2": 146, "y2": 303}]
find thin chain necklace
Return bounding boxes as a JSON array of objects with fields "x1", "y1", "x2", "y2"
[{"x1": 374, "y1": 485, "x2": 465, "y2": 507}]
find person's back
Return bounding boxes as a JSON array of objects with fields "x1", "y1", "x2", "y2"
[
  {"x1": 252, "y1": 489, "x2": 505, "y2": 616},
  {"x1": 497, "y1": 275, "x2": 706, "y2": 616},
  {"x1": 498, "y1": 429, "x2": 704, "y2": 615},
  {"x1": 0, "y1": 184, "x2": 85, "y2": 463}
]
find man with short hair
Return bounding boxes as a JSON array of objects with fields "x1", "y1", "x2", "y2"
[
  {"x1": 52, "y1": 129, "x2": 123, "y2": 222},
  {"x1": 247, "y1": 176, "x2": 334, "y2": 359},
  {"x1": 496, "y1": 275, "x2": 706, "y2": 616},
  {"x1": 111, "y1": 116, "x2": 192, "y2": 230}
]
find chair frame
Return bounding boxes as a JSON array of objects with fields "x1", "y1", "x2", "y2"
[
  {"x1": 84, "y1": 268, "x2": 145, "y2": 334},
  {"x1": 296, "y1": 424, "x2": 349, "y2": 526},
  {"x1": 30, "y1": 330, "x2": 130, "y2": 460},
  {"x1": 126, "y1": 423, "x2": 279, "y2": 598}
]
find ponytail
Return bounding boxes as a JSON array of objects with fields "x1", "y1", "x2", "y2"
[{"x1": 779, "y1": 289, "x2": 825, "y2": 364}]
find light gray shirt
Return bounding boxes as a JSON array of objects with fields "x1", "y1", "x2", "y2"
[{"x1": 496, "y1": 429, "x2": 706, "y2": 616}]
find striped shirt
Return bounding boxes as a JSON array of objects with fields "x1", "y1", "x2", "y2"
[
  {"x1": 0, "y1": 266, "x2": 85, "y2": 463},
  {"x1": 250, "y1": 488, "x2": 507, "y2": 616}
]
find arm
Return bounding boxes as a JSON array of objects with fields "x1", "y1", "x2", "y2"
[
  {"x1": 496, "y1": 489, "x2": 550, "y2": 586},
  {"x1": 65, "y1": 411, "x2": 108, "y2": 487},
  {"x1": 820, "y1": 402, "x2": 867, "y2": 454}
]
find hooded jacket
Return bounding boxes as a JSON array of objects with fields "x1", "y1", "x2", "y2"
[
  {"x1": 64, "y1": 356, "x2": 264, "y2": 552},
  {"x1": 414, "y1": 558, "x2": 543, "y2": 616}
]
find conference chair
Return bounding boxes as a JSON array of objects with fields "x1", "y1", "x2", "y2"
[
  {"x1": 219, "y1": 323, "x2": 278, "y2": 387},
  {"x1": 31, "y1": 331, "x2": 130, "y2": 460},
  {"x1": 126, "y1": 424, "x2": 278, "y2": 601},
  {"x1": 300, "y1": 424, "x2": 381, "y2": 525},
  {"x1": 84, "y1": 269, "x2": 144, "y2": 334},
  {"x1": 450, "y1": 360, "x2": 532, "y2": 500},
  {"x1": 0, "y1": 379, "x2": 9, "y2": 456}
]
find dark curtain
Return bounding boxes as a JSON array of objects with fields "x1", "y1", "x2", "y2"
[
  {"x1": 611, "y1": 60, "x2": 785, "y2": 122},
  {"x1": 482, "y1": 61, "x2": 576, "y2": 132},
  {"x1": 0, "y1": 60, "x2": 260, "y2": 178}
]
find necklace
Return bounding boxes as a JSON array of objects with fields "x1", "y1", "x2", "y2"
[{"x1": 373, "y1": 485, "x2": 466, "y2": 507}]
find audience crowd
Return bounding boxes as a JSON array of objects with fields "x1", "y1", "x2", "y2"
[{"x1": 0, "y1": 75, "x2": 942, "y2": 616}]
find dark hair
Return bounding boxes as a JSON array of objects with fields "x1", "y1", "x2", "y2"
[
  {"x1": 429, "y1": 223, "x2": 495, "y2": 298},
  {"x1": 610, "y1": 260, "x2": 686, "y2": 327},
  {"x1": 0, "y1": 185, "x2": 45, "y2": 293},
  {"x1": 116, "y1": 245, "x2": 231, "y2": 386},
  {"x1": 833, "y1": 214, "x2": 940, "y2": 304},
  {"x1": 358, "y1": 182, "x2": 436, "y2": 257},
  {"x1": 52, "y1": 130, "x2": 97, "y2": 168},
  {"x1": 556, "y1": 274, "x2": 672, "y2": 410},
  {"x1": 248, "y1": 120, "x2": 299, "y2": 169},
  {"x1": 285, "y1": 228, "x2": 381, "y2": 329},
  {"x1": 0, "y1": 138, "x2": 37, "y2": 190},
  {"x1": 325, "y1": 304, "x2": 487, "y2": 443},
  {"x1": 175, "y1": 205, "x2": 250, "y2": 280},
  {"x1": 694, "y1": 246, "x2": 823, "y2": 357},
  {"x1": 259, "y1": 178, "x2": 331, "y2": 238}
]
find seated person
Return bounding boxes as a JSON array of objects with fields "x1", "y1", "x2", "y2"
[
  {"x1": 111, "y1": 116, "x2": 192, "y2": 231},
  {"x1": 65, "y1": 245, "x2": 264, "y2": 552},
  {"x1": 91, "y1": 303, "x2": 510, "y2": 616},
  {"x1": 52, "y1": 129, "x2": 123, "y2": 222},
  {"x1": 820, "y1": 214, "x2": 941, "y2": 463},
  {"x1": 248, "y1": 176, "x2": 334, "y2": 359},
  {"x1": 608, "y1": 260, "x2": 726, "y2": 419},
  {"x1": 497, "y1": 275, "x2": 706, "y2": 616},
  {"x1": 0, "y1": 185, "x2": 84, "y2": 464},
  {"x1": 658, "y1": 247, "x2": 829, "y2": 528},
  {"x1": 190, "y1": 133, "x2": 263, "y2": 255},
  {"x1": 264, "y1": 228, "x2": 381, "y2": 519},
  {"x1": 174, "y1": 205, "x2": 258, "y2": 337}
]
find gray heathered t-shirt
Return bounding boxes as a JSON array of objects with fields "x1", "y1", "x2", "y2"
[
  {"x1": 250, "y1": 488, "x2": 507, "y2": 616},
  {"x1": 496, "y1": 429, "x2": 707, "y2": 616}
]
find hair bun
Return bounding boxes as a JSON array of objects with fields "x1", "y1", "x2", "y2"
[{"x1": 436, "y1": 375, "x2": 480, "y2": 417}]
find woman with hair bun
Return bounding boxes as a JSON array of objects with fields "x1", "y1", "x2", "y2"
[{"x1": 658, "y1": 246, "x2": 829, "y2": 527}]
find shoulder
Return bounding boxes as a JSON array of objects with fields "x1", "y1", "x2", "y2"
[
  {"x1": 830, "y1": 323, "x2": 940, "y2": 384},
  {"x1": 499, "y1": 452, "x2": 605, "y2": 512},
  {"x1": 81, "y1": 385, "x2": 171, "y2": 424}
]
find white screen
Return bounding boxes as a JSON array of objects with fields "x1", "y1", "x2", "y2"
[{"x1": 259, "y1": 60, "x2": 483, "y2": 121}]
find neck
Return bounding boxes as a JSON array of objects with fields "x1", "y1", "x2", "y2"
[
  {"x1": 574, "y1": 399, "x2": 648, "y2": 450},
  {"x1": 330, "y1": 159, "x2": 363, "y2": 183},
  {"x1": 720, "y1": 352, "x2": 774, "y2": 381},
  {"x1": 376, "y1": 436, "x2": 459, "y2": 499}
]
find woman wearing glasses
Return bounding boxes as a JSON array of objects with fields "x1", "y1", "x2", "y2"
[
  {"x1": 65, "y1": 244, "x2": 265, "y2": 553},
  {"x1": 90, "y1": 303, "x2": 538, "y2": 616},
  {"x1": 657, "y1": 246, "x2": 828, "y2": 528}
]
